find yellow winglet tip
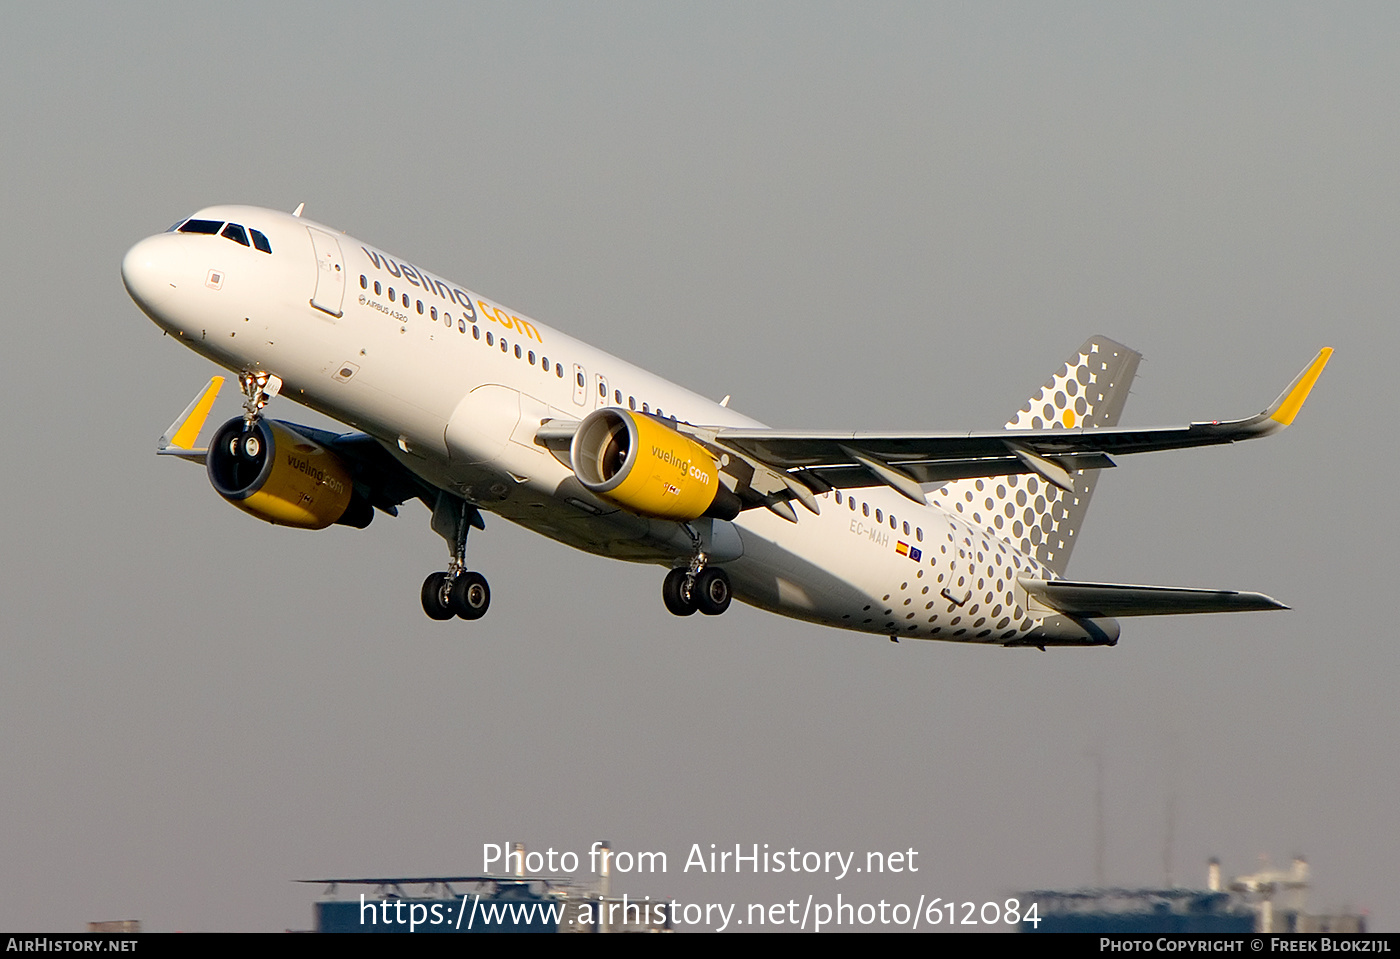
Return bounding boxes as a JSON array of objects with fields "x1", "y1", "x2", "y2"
[
  {"x1": 1270, "y1": 347, "x2": 1332, "y2": 427},
  {"x1": 169, "y1": 375, "x2": 225, "y2": 449}
]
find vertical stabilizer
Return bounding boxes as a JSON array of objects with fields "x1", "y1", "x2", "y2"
[{"x1": 929, "y1": 336, "x2": 1140, "y2": 576}]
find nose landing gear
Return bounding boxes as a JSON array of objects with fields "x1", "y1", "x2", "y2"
[{"x1": 238, "y1": 371, "x2": 281, "y2": 426}]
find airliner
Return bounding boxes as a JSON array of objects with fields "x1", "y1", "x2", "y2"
[{"x1": 121, "y1": 204, "x2": 1330, "y2": 647}]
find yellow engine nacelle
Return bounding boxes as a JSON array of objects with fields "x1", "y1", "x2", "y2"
[
  {"x1": 570, "y1": 409, "x2": 740, "y2": 521},
  {"x1": 207, "y1": 418, "x2": 366, "y2": 529}
]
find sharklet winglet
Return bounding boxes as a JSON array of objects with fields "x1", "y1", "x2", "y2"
[
  {"x1": 1266, "y1": 347, "x2": 1333, "y2": 427},
  {"x1": 158, "y1": 376, "x2": 224, "y2": 460}
]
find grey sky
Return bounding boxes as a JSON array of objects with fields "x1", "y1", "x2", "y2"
[{"x1": 1, "y1": 1, "x2": 1394, "y2": 931}]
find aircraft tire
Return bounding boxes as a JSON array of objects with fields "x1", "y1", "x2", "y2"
[
  {"x1": 421, "y1": 572, "x2": 455, "y2": 621},
  {"x1": 695, "y1": 567, "x2": 732, "y2": 616},
  {"x1": 662, "y1": 568, "x2": 697, "y2": 616},
  {"x1": 450, "y1": 571, "x2": 491, "y2": 620}
]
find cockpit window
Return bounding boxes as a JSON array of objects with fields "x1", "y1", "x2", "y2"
[
  {"x1": 172, "y1": 218, "x2": 271, "y2": 252},
  {"x1": 221, "y1": 223, "x2": 250, "y2": 247},
  {"x1": 177, "y1": 219, "x2": 224, "y2": 235}
]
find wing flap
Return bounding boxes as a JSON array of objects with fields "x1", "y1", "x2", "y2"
[
  {"x1": 799, "y1": 451, "x2": 1116, "y2": 490},
  {"x1": 1019, "y1": 578, "x2": 1287, "y2": 618}
]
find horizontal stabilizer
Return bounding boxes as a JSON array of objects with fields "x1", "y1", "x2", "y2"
[{"x1": 1019, "y1": 578, "x2": 1287, "y2": 617}]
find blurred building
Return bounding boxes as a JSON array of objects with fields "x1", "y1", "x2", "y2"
[
  {"x1": 1021, "y1": 856, "x2": 1366, "y2": 933},
  {"x1": 303, "y1": 841, "x2": 670, "y2": 933}
]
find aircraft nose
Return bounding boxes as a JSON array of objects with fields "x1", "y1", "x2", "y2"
[{"x1": 121, "y1": 233, "x2": 187, "y2": 321}]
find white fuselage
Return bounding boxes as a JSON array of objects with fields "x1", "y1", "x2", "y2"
[{"x1": 123, "y1": 204, "x2": 1090, "y2": 645}]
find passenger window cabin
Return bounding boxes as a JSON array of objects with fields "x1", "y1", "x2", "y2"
[{"x1": 348, "y1": 267, "x2": 579, "y2": 393}]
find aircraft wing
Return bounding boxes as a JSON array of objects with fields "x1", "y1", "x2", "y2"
[
  {"x1": 156, "y1": 376, "x2": 436, "y2": 518},
  {"x1": 280, "y1": 425, "x2": 442, "y2": 518},
  {"x1": 707, "y1": 347, "x2": 1331, "y2": 503}
]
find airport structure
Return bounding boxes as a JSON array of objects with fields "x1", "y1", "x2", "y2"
[
  {"x1": 302, "y1": 843, "x2": 670, "y2": 933},
  {"x1": 1022, "y1": 857, "x2": 1366, "y2": 933}
]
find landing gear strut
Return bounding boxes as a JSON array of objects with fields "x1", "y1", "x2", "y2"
[
  {"x1": 238, "y1": 371, "x2": 281, "y2": 426},
  {"x1": 662, "y1": 525, "x2": 732, "y2": 616},
  {"x1": 422, "y1": 494, "x2": 491, "y2": 621}
]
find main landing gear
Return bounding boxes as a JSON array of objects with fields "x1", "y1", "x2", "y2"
[
  {"x1": 421, "y1": 569, "x2": 490, "y2": 621},
  {"x1": 422, "y1": 495, "x2": 491, "y2": 621},
  {"x1": 662, "y1": 527, "x2": 732, "y2": 617}
]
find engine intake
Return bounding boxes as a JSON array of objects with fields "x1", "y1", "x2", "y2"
[
  {"x1": 207, "y1": 418, "x2": 369, "y2": 529},
  {"x1": 570, "y1": 409, "x2": 740, "y2": 521}
]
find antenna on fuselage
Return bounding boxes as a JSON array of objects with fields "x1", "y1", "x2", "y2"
[
  {"x1": 291, "y1": 202, "x2": 305, "y2": 217},
  {"x1": 719, "y1": 395, "x2": 731, "y2": 407}
]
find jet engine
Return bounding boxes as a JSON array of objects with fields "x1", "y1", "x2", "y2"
[
  {"x1": 206, "y1": 418, "x2": 372, "y2": 529},
  {"x1": 570, "y1": 409, "x2": 741, "y2": 521}
]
